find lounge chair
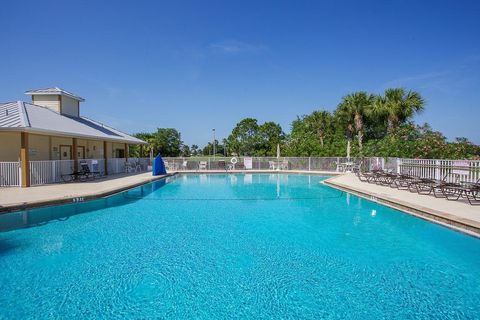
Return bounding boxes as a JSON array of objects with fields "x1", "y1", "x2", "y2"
[
  {"x1": 79, "y1": 161, "x2": 101, "y2": 179},
  {"x1": 442, "y1": 179, "x2": 480, "y2": 205},
  {"x1": 390, "y1": 173, "x2": 423, "y2": 190},
  {"x1": 62, "y1": 161, "x2": 100, "y2": 181},
  {"x1": 410, "y1": 174, "x2": 461, "y2": 197},
  {"x1": 355, "y1": 166, "x2": 375, "y2": 182}
]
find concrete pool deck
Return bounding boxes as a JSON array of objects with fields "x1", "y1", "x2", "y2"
[
  {"x1": 0, "y1": 172, "x2": 171, "y2": 213},
  {"x1": 325, "y1": 173, "x2": 480, "y2": 237}
]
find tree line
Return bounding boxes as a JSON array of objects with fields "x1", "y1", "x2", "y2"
[{"x1": 130, "y1": 87, "x2": 480, "y2": 159}]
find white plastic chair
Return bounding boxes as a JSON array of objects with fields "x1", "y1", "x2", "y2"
[{"x1": 269, "y1": 161, "x2": 276, "y2": 170}]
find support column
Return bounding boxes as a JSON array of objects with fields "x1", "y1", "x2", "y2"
[
  {"x1": 72, "y1": 138, "x2": 78, "y2": 172},
  {"x1": 103, "y1": 141, "x2": 108, "y2": 175},
  {"x1": 124, "y1": 143, "x2": 129, "y2": 160},
  {"x1": 20, "y1": 132, "x2": 30, "y2": 188}
]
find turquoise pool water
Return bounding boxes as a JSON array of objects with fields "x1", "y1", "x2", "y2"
[{"x1": 0, "y1": 174, "x2": 479, "y2": 319}]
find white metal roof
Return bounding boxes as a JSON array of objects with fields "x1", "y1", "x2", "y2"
[
  {"x1": 24, "y1": 87, "x2": 85, "y2": 102},
  {"x1": 0, "y1": 101, "x2": 146, "y2": 144}
]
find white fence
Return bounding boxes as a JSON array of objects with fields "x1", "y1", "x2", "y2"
[
  {"x1": 1, "y1": 157, "x2": 479, "y2": 187},
  {"x1": 14, "y1": 157, "x2": 150, "y2": 187},
  {"x1": 162, "y1": 156, "x2": 480, "y2": 184},
  {"x1": 162, "y1": 157, "x2": 383, "y2": 172},
  {"x1": 398, "y1": 158, "x2": 480, "y2": 184},
  {"x1": 29, "y1": 160, "x2": 75, "y2": 186},
  {"x1": 0, "y1": 161, "x2": 21, "y2": 187}
]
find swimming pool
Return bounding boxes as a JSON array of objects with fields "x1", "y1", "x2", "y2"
[{"x1": 0, "y1": 174, "x2": 479, "y2": 319}]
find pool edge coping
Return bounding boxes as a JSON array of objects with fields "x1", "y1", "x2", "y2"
[
  {"x1": 0, "y1": 173, "x2": 175, "y2": 214},
  {"x1": 323, "y1": 177, "x2": 480, "y2": 238}
]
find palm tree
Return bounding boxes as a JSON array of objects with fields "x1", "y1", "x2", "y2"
[
  {"x1": 134, "y1": 132, "x2": 155, "y2": 157},
  {"x1": 336, "y1": 92, "x2": 374, "y2": 150},
  {"x1": 308, "y1": 111, "x2": 331, "y2": 147},
  {"x1": 373, "y1": 88, "x2": 425, "y2": 133}
]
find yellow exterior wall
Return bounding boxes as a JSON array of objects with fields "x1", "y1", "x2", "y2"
[
  {"x1": 112, "y1": 142, "x2": 126, "y2": 158},
  {"x1": 86, "y1": 140, "x2": 104, "y2": 159},
  {"x1": 0, "y1": 132, "x2": 21, "y2": 161},
  {"x1": 32, "y1": 95, "x2": 60, "y2": 113},
  {"x1": 51, "y1": 136, "x2": 73, "y2": 160},
  {"x1": 0, "y1": 131, "x2": 131, "y2": 162},
  {"x1": 29, "y1": 134, "x2": 50, "y2": 161}
]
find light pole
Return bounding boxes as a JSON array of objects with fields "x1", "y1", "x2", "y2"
[{"x1": 212, "y1": 128, "x2": 216, "y2": 160}]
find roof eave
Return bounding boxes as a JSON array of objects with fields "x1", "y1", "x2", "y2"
[
  {"x1": 24, "y1": 91, "x2": 85, "y2": 102},
  {"x1": 0, "y1": 127, "x2": 146, "y2": 144}
]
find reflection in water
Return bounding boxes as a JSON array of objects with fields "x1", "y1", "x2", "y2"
[
  {"x1": 0, "y1": 178, "x2": 170, "y2": 232},
  {"x1": 276, "y1": 174, "x2": 280, "y2": 198}
]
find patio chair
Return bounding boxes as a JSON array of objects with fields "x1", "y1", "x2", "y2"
[
  {"x1": 79, "y1": 161, "x2": 101, "y2": 179},
  {"x1": 280, "y1": 160, "x2": 289, "y2": 170},
  {"x1": 199, "y1": 161, "x2": 207, "y2": 171},
  {"x1": 63, "y1": 161, "x2": 100, "y2": 181},
  {"x1": 364, "y1": 169, "x2": 385, "y2": 184},
  {"x1": 355, "y1": 163, "x2": 377, "y2": 182},
  {"x1": 441, "y1": 179, "x2": 480, "y2": 205},
  {"x1": 125, "y1": 160, "x2": 141, "y2": 173},
  {"x1": 410, "y1": 174, "x2": 461, "y2": 197},
  {"x1": 125, "y1": 161, "x2": 135, "y2": 173},
  {"x1": 269, "y1": 161, "x2": 276, "y2": 170},
  {"x1": 218, "y1": 160, "x2": 227, "y2": 171},
  {"x1": 390, "y1": 173, "x2": 422, "y2": 190}
]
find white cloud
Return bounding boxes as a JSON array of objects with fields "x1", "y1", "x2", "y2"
[{"x1": 208, "y1": 40, "x2": 267, "y2": 54}]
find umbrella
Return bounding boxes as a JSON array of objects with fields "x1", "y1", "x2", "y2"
[
  {"x1": 276, "y1": 144, "x2": 281, "y2": 171},
  {"x1": 346, "y1": 140, "x2": 351, "y2": 160}
]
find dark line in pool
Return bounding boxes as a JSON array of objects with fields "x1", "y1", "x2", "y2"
[{"x1": 123, "y1": 195, "x2": 345, "y2": 201}]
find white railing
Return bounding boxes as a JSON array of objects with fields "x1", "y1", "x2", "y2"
[
  {"x1": 107, "y1": 158, "x2": 150, "y2": 174},
  {"x1": 2, "y1": 157, "x2": 479, "y2": 187},
  {"x1": 107, "y1": 158, "x2": 126, "y2": 174},
  {"x1": 161, "y1": 156, "x2": 480, "y2": 183},
  {"x1": 161, "y1": 157, "x2": 383, "y2": 172},
  {"x1": 79, "y1": 159, "x2": 106, "y2": 176},
  {"x1": 128, "y1": 157, "x2": 151, "y2": 171},
  {"x1": 29, "y1": 160, "x2": 75, "y2": 186},
  {"x1": 398, "y1": 158, "x2": 480, "y2": 183},
  {"x1": 29, "y1": 158, "x2": 150, "y2": 186},
  {"x1": 0, "y1": 161, "x2": 21, "y2": 187}
]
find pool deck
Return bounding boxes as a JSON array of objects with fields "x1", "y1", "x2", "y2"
[
  {"x1": 325, "y1": 173, "x2": 480, "y2": 237},
  {"x1": 0, "y1": 172, "x2": 171, "y2": 213}
]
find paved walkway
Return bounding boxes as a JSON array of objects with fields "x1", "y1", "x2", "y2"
[
  {"x1": 325, "y1": 173, "x2": 480, "y2": 236},
  {"x1": 0, "y1": 172, "x2": 169, "y2": 213}
]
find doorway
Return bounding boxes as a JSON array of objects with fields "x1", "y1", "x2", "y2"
[
  {"x1": 60, "y1": 145, "x2": 72, "y2": 160},
  {"x1": 115, "y1": 148, "x2": 125, "y2": 158},
  {"x1": 77, "y1": 146, "x2": 85, "y2": 159}
]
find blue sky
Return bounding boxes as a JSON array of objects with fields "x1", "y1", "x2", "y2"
[{"x1": 1, "y1": 0, "x2": 479, "y2": 145}]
